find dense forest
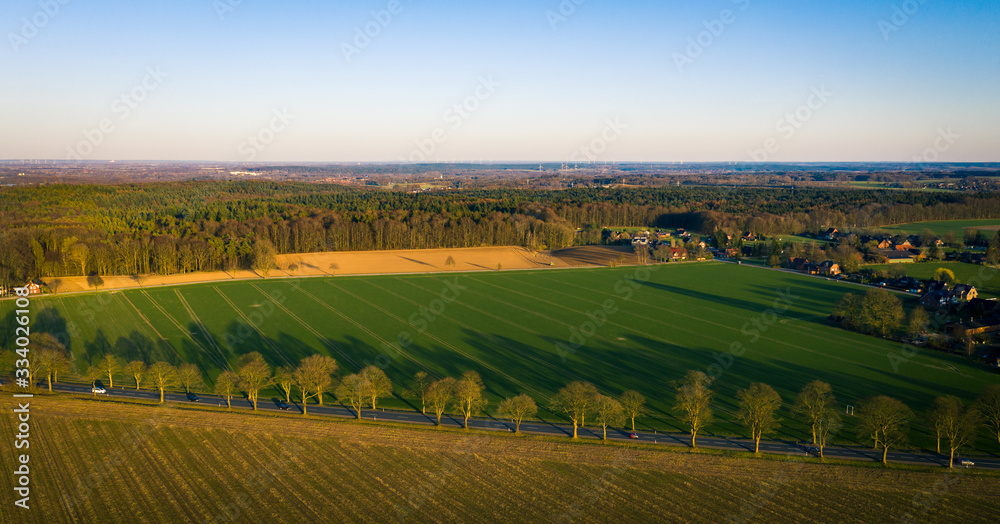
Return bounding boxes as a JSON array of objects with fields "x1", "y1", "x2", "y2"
[{"x1": 2, "y1": 181, "x2": 1000, "y2": 286}]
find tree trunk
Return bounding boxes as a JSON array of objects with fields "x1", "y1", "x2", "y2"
[
  {"x1": 754, "y1": 436, "x2": 760, "y2": 454},
  {"x1": 226, "y1": 396, "x2": 231, "y2": 409},
  {"x1": 811, "y1": 425, "x2": 816, "y2": 445},
  {"x1": 285, "y1": 390, "x2": 290, "y2": 403},
  {"x1": 573, "y1": 421, "x2": 578, "y2": 439},
  {"x1": 421, "y1": 400, "x2": 426, "y2": 415},
  {"x1": 936, "y1": 436, "x2": 940, "y2": 454},
  {"x1": 691, "y1": 431, "x2": 697, "y2": 448},
  {"x1": 47, "y1": 374, "x2": 52, "y2": 392},
  {"x1": 436, "y1": 412, "x2": 442, "y2": 426},
  {"x1": 515, "y1": 420, "x2": 521, "y2": 434},
  {"x1": 159, "y1": 388, "x2": 164, "y2": 403},
  {"x1": 108, "y1": 373, "x2": 114, "y2": 388},
  {"x1": 464, "y1": 413, "x2": 470, "y2": 429},
  {"x1": 603, "y1": 426, "x2": 607, "y2": 441},
  {"x1": 949, "y1": 448, "x2": 955, "y2": 469},
  {"x1": 881, "y1": 446, "x2": 888, "y2": 465},
  {"x1": 631, "y1": 417, "x2": 635, "y2": 432}
]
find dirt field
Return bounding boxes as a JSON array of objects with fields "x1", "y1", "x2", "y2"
[
  {"x1": 2, "y1": 395, "x2": 998, "y2": 523},
  {"x1": 40, "y1": 245, "x2": 637, "y2": 294}
]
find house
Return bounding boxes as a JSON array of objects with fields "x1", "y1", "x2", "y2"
[
  {"x1": 956, "y1": 298, "x2": 1000, "y2": 322},
  {"x1": 790, "y1": 257, "x2": 811, "y2": 271},
  {"x1": 920, "y1": 289, "x2": 956, "y2": 310},
  {"x1": 822, "y1": 228, "x2": 839, "y2": 240},
  {"x1": 952, "y1": 284, "x2": 978, "y2": 301},
  {"x1": 817, "y1": 260, "x2": 841, "y2": 276},
  {"x1": 946, "y1": 317, "x2": 1000, "y2": 338},
  {"x1": 877, "y1": 239, "x2": 894, "y2": 249},
  {"x1": 23, "y1": 280, "x2": 42, "y2": 295},
  {"x1": 696, "y1": 240, "x2": 707, "y2": 249},
  {"x1": 725, "y1": 248, "x2": 740, "y2": 258},
  {"x1": 802, "y1": 262, "x2": 819, "y2": 275},
  {"x1": 895, "y1": 240, "x2": 915, "y2": 251},
  {"x1": 669, "y1": 247, "x2": 688, "y2": 261},
  {"x1": 881, "y1": 250, "x2": 915, "y2": 263},
  {"x1": 631, "y1": 236, "x2": 649, "y2": 246},
  {"x1": 742, "y1": 232, "x2": 757, "y2": 242}
]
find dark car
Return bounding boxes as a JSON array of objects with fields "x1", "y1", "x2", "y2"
[
  {"x1": 186, "y1": 393, "x2": 199, "y2": 402},
  {"x1": 278, "y1": 402, "x2": 291, "y2": 410}
]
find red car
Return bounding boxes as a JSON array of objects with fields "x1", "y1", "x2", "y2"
[{"x1": 629, "y1": 433, "x2": 639, "y2": 439}]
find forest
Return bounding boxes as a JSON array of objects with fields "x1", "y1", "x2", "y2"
[{"x1": 2, "y1": 180, "x2": 1000, "y2": 286}]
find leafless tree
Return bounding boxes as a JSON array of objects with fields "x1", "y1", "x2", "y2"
[
  {"x1": 496, "y1": 394, "x2": 537, "y2": 433},
  {"x1": 737, "y1": 383, "x2": 782, "y2": 453},
  {"x1": 673, "y1": 370, "x2": 714, "y2": 448}
]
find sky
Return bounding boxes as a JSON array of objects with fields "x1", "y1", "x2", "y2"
[{"x1": 1, "y1": 0, "x2": 998, "y2": 163}]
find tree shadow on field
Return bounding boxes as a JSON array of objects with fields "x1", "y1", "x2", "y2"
[
  {"x1": 34, "y1": 306, "x2": 73, "y2": 354},
  {"x1": 222, "y1": 320, "x2": 291, "y2": 368},
  {"x1": 83, "y1": 329, "x2": 112, "y2": 368},
  {"x1": 634, "y1": 280, "x2": 771, "y2": 315}
]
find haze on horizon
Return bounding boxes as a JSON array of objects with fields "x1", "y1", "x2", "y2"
[{"x1": 1, "y1": 0, "x2": 998, "y2": 163}]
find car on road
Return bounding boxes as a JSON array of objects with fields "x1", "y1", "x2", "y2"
[
  {"x1": 805, "y1": 446, "x2": 819, "y2": 454},
  {"x1": 186, "y1": 393, "x2": 199, "y2": 402},
  {"x1": 92, "y1": 386, "x2": 106, "y2": 394},
  {"x1": 960, "y1": 460, "x2": 975, "y2": 467},
  {"x1": 629, "y1": 433, "x2": 639, "y2": 439},
  {"x1": 278, "y1": 402, "x2": 291, "y2": 410}
]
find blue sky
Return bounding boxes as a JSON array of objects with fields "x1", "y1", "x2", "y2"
[{"x1": 1, "y1": 0, "x2": 998, "y2": 162}]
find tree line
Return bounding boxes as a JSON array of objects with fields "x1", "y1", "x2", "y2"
[
  {"x1": 12, "y1": 339, "x2": 1000, "y2": 468},
  {"x1": 4, "y1": 181, "x2": 1000, "y2": 287}
]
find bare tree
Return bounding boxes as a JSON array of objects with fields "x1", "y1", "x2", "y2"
[
  {"x1": 552, "y1": 381, "x2": 599, "y2": 439},
  {"x1": 793, "y1": 380, "x2": 835, "y2": 445},
  {"x1": 453, "y1": 370, "x2": 487, "y2": 429},
  {"x1": 932, "y1": 396, "x2": 980, "y2": 468},
  {"x1": 445, "y1": 256, "x2": 456, "y2": 268},
  {"x1": 124, "y1": 360, "x2": 146, "y2": 390},
  {"x1": 335, "y1": 373, "x2": 367, "y2": 419},
  {"x1": 45, "y1": 349, "x2": 72, "y2": 391},
  {"x1": 360, "y1": 365, "x2": 392, "y2": 409},
  {"x1": 412, "y1": 371, "x2": 433, "y2": 414},
  {"x1": 30, "y1": 333, "x2": 67, "y2": 392},
  {"x1": 814, "y1": 409, "x2": 841, "y2": 459},
  {"x1": 496, "y1": 394, "x2": 537, "y2": 433},
  {"x1": 673, "y1": 370, "x2": 714, "y2": 448},
  {"x1": 274, "y1": 366, "x2": 295, "y2": 403},
  {"x1": 148, "y1": 362, "x2": 177, "y2": 403},
  {"x1": 214, "y1": 370, "x2": 239, "y2": 409},
  {"x1": 237, "y1": 352, "x2": 272, "y2": 411},
  {"x1": 620, "y1": 390, "x2": 646, "y2": 432},
  {"x1": 633, "y1": 245, "x2": 649, "y2": 265},
  {"x1": 593, "y1": 395, "x2": 625, "y2": 441},
  {"x1": 976, "y1": 384, "x2": 1000, "y2": 445},
  {"x1": 85, "y1": 366, "x2": 103, "y2": 396},
  {"x1": 926, "y1": 396, "x2": 950, "y2": 454},
  {"x1": 426, "y1": 377, "x2": 456, "y2": 426},
  {"x1": 737, "y1": 383, "x2": 782, "y2": 454},
  {"x1": 98, "y1": 354, "x2": 122, "y2": 389},
  {"x1": 857, "y1": 395, "x2": 913, "y2": 465},
  {"x1": 177, "y1": 363, "x2": 203, "y2": 393},
  {"x1": 300, "y1": 355, "x2": 337, "y2": 405}
]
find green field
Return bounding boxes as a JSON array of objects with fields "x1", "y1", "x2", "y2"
[
  {"x1": 869, "y1": 262, "x2": 1000, "y2": 298},
  {"x1": 4, "y1": 263, "x2": 999, "y2": 450},
  {"x1": 6, "y1": 397, "x2": 998, "y2": 523},
  {"x1": 883, "y1": 219, "x2": 1000, "y2": 238}
]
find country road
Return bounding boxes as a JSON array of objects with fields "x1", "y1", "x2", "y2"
[{"x1": 32, "y1": 381, "x2": 1000, "y2": 472}]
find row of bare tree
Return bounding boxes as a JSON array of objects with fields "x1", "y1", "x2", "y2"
[
  {"x1": 666, "y1": 370, "x2": 998, "y2": 467},
  {"x1": 16, "y1": 340, "x2": 1000, "y2": 467}
]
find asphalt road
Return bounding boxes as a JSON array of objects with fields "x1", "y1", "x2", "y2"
[{"x1": 35, "y1": 381, "x2": 1000, "y2": 471}]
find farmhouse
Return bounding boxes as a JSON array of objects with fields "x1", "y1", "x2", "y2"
[
  {"x1": 22, "y1": 280, "x2": 42, "y2": 295},
  {"x1": 817, "y1": 260, "x2": 841, "y2": 276},
  {"x1": 880, "y1": 250, "x2": 915, "y2": 263},
  {"x1": 946, "y1": 317, "x2": 1000, "y2": 338},
  {"x1": 669, "y1": 247, "x2": 688, "y2": 261},
  {"x1": 822, "y1": 228, "x2": 839, "y2": 240},
  {"x1": 952, "y1": 284, "x2": 977, "y2": 301},
  {"x1": 895, "y1": 240, "x2": 915, "y2": 251}
]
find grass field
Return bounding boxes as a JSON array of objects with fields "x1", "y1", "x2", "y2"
[
  {"x1": 2, "y1": 396, "x2": 997, "y2": 523},
  {"x1": 4, "y1": 262, "x2": 1000, "y2": 451},
  {"x1": 868, "y1": 262, "x2": 1000, "y2": 299},
  {"x1": 883, "y1": 219, "x2": 1000, "y2": 238}
]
